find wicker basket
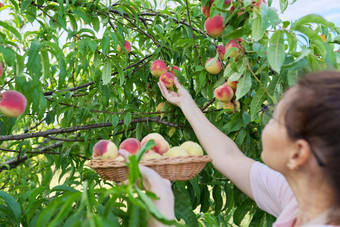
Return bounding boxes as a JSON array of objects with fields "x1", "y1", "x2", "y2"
[{"x1": 88, "y1": 155, "x2": 212, "y2": 182}]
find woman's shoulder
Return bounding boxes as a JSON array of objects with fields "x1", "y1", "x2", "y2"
[{"x1": 250, "y1": 161, "x2": 295, "y2": 217}]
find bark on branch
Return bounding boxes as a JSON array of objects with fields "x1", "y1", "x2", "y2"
[{"x1": 0, "y1": 117, "x2": 185, "y2": 141}]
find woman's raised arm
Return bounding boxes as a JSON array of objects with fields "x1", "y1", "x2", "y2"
[{"x1": 158, "y1": 78, "x2": 255, "y2": 199}]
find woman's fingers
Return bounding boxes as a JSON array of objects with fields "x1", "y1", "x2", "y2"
[
  {"x1": 157, "y1": 82, "x2": 167, "y2": 98},
  {"x1": 173, "y1": 77, "x2": 182, "y2": 90},
  {"x1": 118, "y1": 149, "x2": 130, "y2": 162}
]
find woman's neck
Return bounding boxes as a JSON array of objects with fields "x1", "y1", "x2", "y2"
[{"x1": 285, "y1": 170, "x2": 336, "y2": 226}]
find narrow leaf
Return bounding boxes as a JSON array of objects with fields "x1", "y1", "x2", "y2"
[
  {"x1": 102, "y1": 60, "x2": 112, "y2": 85},
  {"x1": 267, "y1": 30, "x2": 285, "y2": 73},
  {"x1": 235, "y1": 73, "x2": 252, "y2": 100},
  {"x1": 250, "y1": 87, "x2": 266, "y2": 120}
]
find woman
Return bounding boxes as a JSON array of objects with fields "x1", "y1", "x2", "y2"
[{"x1": 119, "y1": 71, "x2": 340, "y2": 226}]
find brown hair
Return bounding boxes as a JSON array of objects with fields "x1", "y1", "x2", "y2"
[{"x1": 284, "y1": 71, "x2": 340, "y2": 222}]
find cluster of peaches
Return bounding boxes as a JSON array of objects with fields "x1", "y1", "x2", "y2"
[
  {"x1": 201, "y1": 0, "x2": 266, "y2": 113},
  {"x1": 92, "y1": 132, "x2": 204, "y2": 161},
  {"x1": 150, "y1": 59, "x2": 180, "y2": 89},
  {"x1": 0, "y1": 62, "x2": 27, "y2": 118}
]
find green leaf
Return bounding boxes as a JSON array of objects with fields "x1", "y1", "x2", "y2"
[
  {"x1": 0, "y1": 191, "x2": 22, "y2": 222},
  {"x1": 73, "y1": 9, "x2": 90, "y2": 24},
  {"x1": 102, "y1": 60, "x2": 112, "y2": 85},
  {"x1": 16, "y1": 54, "x2": 25, "y2": 77},
  {"x1": 136, "y1": 140, "x2": 156, "y2": 162},
  {"x1": 41, "y1": 49, "x2": 50, "y2": 79},
  {"x1": 0, "y1": 46, "x2": 16, "y2": 66},
  {"x1": 0, "y1": 21, "x2": 22, "y2": 41},
  {"x1": 51, "y1": 185, "x2": 79, "y2": 193},
  {"x1": 292, "y1": 14, "x2": 331, "y2": 29},
  {"x1": 235, "y1": 73, "x2": 252, "y2": 100},
  {"x1": 280, "y1": 0, "x2": 288, "y2": 13},
  {"x1": 284, "y1": 47, "x2": 311, "y2": 68},
  {"x1": 267, "y1": 30, "x2": 285, "y2": 73},
  {"x1": 135, "y1": 187, "x2": 177, "y2": 226},
  {"x1": 57, "y1": 54, "x2": 67, "y2": 88},
  {"x1": 173, "y1": 188, "x2": 199, "y2": 227},
  {"x1": 92, "y1": 16, "x2": 100, "y2": 32},
  {"x1": 252, "y1": 11, "x2": 262, "y2": 41},
  {"x1": 292, "y1": 26, "x2": 336, "y2": 66},
  {"x1": 111, "y1": 115, "x2": 119, "y2": 128},
  {"x1": 20, "y1": 0, "x2": 32, "y2": 10},
  {"x1": 212, "y1": 185, "x2": 223, "y2": 215},
  {"x1": 124, "y1": 112, "x2": 132, "y2": 127},
  {"x1": 250, "y1": 87, "x2": 266, "y2": 120},
  {"x1": 261, "y1": 5, "x2": 279, "y2": 34},
  {"x1": 47, "y1": 193, "x2": 81, "y2": 227}
]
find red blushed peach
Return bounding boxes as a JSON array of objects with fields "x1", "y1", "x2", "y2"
[
  {"x1": 0, "y1": 90, "x2": 27, "y2": 117},
  {"x1": 141, "y1": 133, "x2": 170, "y2": 155},
  {"x1": 119, "y1": 138, "x2": 141, "y2": 155},
  {"x1": 0, "y1": 62, "x2": 3, "y2": 78},
  {"x1": 201, "y1": 0, "x2": 214, "y2": 17},
  {"x1": 204, "y1": 15, "x2": 225, "y2": 38},
  {"x1": 214, "y1": 83, "x2": 234, "y2": 103},
  {"x1": 167, "y1": 65, "x2": 180, "y2": 76},
  {"x1": 205, "y1": 58, "x2": 222, "y2": 75},
  {"x1": 226, "y1": 79, "x2": 238, "y2": 91},
  {"x1": 117, "y1": 40, "x2": 131, "y2": 53},
  {"x1": 92, "y1": 140, "x2": 118, "y2": 160},
  {"x1": 159, "y1": 72, "x2": 175, "y2": 88},
  {"x1": 216, "y1": 45, "x2": 226, "y2": 60},
  {"x1": 150, "y1": 60, "x2": 168, "y2": 77},
  {"x1": 226, "y1": 38, "x2": 243, "y2": 58}
]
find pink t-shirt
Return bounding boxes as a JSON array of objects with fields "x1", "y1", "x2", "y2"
[{"x1": 250, "y1": 161, "x2": 338, "y2": 227}]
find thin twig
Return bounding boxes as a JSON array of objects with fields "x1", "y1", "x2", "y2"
[{"x1": 201, "y1": 98, "x2": 216, "y2": 111}]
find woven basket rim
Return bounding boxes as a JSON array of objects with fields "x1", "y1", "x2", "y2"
[{"x1": 87, "y1": 155, "x2": 212, "y2": 168}]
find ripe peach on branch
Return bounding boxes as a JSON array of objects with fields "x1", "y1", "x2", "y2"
[
  {"x1": 204, "y1": 15, "x2": 225, "y2": 38},
  {"x1": 226, "y1": 38, "x2": 244, "y2": 58},
  {"x1": 216, "y1": 45, "x2": 226, "y2": 60},
  {"x1": 167, "y1": 65, "x2": 180, "y2": 76},
  {"x1": 214, "y1": 83, "x2": 234, "y2": 103},
  {"x1": 150, "y1": 60, "x2": 167, "y2": 77},
  {"x1": 201, "y1": 0, "x2": 214, "y2": 17},
  {"x1": 205, "y1": 57, "x2": 222, "y2": 75},
  {"x1": 226, "y1": 79, "x2": 238, "y2": 91},
  {"x1": 159, "y1": 72, "x2": 175, "y2": 89},
  {"x1": 0, "y1": 90, "x2": 27, "y2": 117},
  {"x1": 117, "y1": 40, "x2": 132, "y2": 53}
]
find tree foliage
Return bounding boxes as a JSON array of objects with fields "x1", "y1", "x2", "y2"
[{"x1": 0, "y1": 0, "x2": 339, "y2": 226}]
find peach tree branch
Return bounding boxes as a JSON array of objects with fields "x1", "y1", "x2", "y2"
[{"x1": 0, "y1": 117, "x2": 186, "y2": 141}]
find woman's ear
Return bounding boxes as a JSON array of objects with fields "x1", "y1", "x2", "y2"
[{"x1": 286, "y1": 139, "x2": 311, "y2": 170}]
